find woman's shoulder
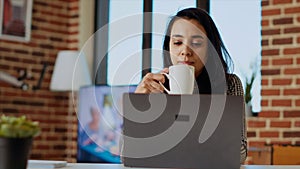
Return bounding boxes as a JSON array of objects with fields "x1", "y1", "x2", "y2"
[
  {"x1": 226, "y1": 73, "x2": 242, "y2": 83},
  {"x1": 226, "y1": 73, "x2": 244, "y2": 96}
]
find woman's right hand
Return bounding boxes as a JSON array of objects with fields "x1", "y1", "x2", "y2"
[{"x1": 135, "y1": 68, "x2": 169, "y2": 94}]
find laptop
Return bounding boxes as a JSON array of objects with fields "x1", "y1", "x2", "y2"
[{"x1": 122, "y1": 93, "x2": 243, "y2": 169}]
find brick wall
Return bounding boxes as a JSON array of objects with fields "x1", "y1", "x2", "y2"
[
  {"x1": 0, "y1": 0, "x2": 79, "y2": 162},
  {"x1": 247, "y1": 0, "x2": 300, "y2": 162}
]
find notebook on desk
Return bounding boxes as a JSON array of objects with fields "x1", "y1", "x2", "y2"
[
  {"x1": 28, "y1": 160, "x2": 67, "y2": 168},
  {"x1": 122, "y1": 94, "x2": 243, "y2": 169}
]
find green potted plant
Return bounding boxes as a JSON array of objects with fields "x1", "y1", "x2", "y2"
[
  {"x1": 0, "y1": 115, "x2": 40, "y2": 169},
  {"x1": 245, "y1": 73, "x2": 255, "y2": 105},
  {"x1": 244, "y1": 72, "x2": 255, "y2": 116}
]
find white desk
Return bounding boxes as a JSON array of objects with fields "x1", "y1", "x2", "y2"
[{"x1": 27, "y1": 163, "x2": 300, "y2": 169}]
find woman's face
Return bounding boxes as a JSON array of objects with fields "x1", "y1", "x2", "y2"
[{"x1": 169, "y1": 18, "x2": 208, "y2": 77}]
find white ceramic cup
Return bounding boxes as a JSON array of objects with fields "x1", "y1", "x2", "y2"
[{"x1": 160, "y1": 64, "x2": 195, "y2": 94}]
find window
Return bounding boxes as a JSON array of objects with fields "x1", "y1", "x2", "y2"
[
  {"x1": 108, "y1": 0, "x2": 143, "y2": 85},
  {"x1": 210, "y1": 0, "x2": 262, "y2": 112},
  {"x1": 94, "y1": 0, "x2": 207, "y2": 85}
]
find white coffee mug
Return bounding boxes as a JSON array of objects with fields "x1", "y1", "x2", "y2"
[{"x1": 160, "y1": 64, "x2": 195, "y2": 94}]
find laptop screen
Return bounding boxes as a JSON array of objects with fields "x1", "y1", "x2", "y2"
[{"x1": 77, "y1": 85, "x2": 136, "y2": 163}]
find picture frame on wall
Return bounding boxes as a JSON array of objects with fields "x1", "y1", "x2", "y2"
[{"x1": 0, "y1": 0, "x2": 33, "y2": 42}]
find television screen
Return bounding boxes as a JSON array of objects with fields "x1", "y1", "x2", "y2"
[{"x1": 77, "y1": 85, "x2": 136, "y2": 163}]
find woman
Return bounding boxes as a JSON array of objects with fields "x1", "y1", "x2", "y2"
[{"x1": 135, "y1": 8, "x2": 247, "y2": 163}]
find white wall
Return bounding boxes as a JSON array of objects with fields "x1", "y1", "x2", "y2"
[{"x1": 79, "y1": 0, "x2": 95, "y2": 81}]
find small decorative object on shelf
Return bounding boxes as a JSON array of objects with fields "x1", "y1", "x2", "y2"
[{"x1": 0, "y1": 115, "x2": 40, "y2": 169}]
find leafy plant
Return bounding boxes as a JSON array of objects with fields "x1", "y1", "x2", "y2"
[
  {"x1": 244, "y1": 72, "x2": 255, "y2": 105},
  {"x1": 0, "y1": 115, "x2": 40, "y2": 138}
]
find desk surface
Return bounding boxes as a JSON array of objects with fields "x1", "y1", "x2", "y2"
[{"x1": 27, "y1": 163, "x2": 300, "y2": 169}]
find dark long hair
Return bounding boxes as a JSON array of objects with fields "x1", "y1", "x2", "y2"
[{"x1": 163, "y1": 8, "x2": 233, "y2": 94}]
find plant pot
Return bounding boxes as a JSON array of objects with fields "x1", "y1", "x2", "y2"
[
  {"x1": 0, "y1": 137, "x2": 33, "y2": 169},
  {"x1": 245, "y1": 104, "x2": 253, "y2": 117}
]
